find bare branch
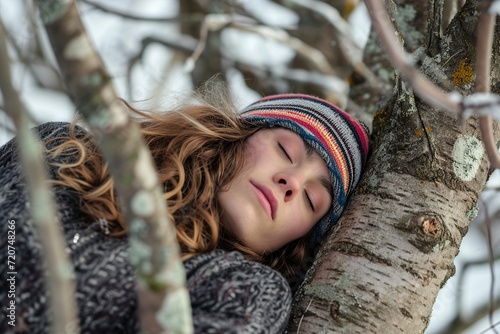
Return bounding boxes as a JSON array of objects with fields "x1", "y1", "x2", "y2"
[
  {"x1": 288, "y1": 0, "x2": 389, "y2": 93},
  {"x1": 474, "y1": 5, "x2": 500, "y2": 168},
  {"x1": 233, "y1": 60, "x2": 350, "y2": 107},
  {"x1": 127, "y1": 36, "x2": 197, "y2": 98},
  {"x1": 34, "y1": 0, "x2": 193, "y2": 332},
  {"x1": 364, "y1": 0, "x2": 461, "y2": 113},
  {"x1": 3, "y1": 27, "x2": 66, "y2": 93},
  {"x1": 479, "y1": 321, "x2": 500, "y2": 334},
  {"x1": 232, "y1": 22, "x2": 337, "y2": 75},
  {"x1": 182, "y1": 13, "x2": 346, "y2": 83},
  {"x1": 458, "y1": 93, "x2": 500, "y2": 119},
  {"x1": 0, "y1": 20, "x2": 79, "y2": 334},
  {"x1": 482, "y1": 201, "x2": 499, "y2": 334},
  {"x1": 439, "y1": 251, "x2": 500, "y2": 334},
  {"x1": 184, "y1": 14, "x2": 227, "y2": 73},
  {"x1": 79, "y1": 0, "x2": 205, "y2": 23}
]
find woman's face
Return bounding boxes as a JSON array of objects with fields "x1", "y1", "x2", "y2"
[{"x1": 217, "y1": 128, "x2": 332, "y2": 253}]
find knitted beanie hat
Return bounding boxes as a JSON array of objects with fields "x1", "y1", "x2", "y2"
[{"x1": 240, "y1": 94, "x2": 370, "y2": 247}]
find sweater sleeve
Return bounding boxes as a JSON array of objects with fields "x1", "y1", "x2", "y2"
[{"x1": 184, "y1": 250, "x2": 292, "y2": 334}]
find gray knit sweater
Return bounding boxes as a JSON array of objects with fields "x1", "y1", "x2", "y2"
[{"x1": 0, "y1": 122, "x2": 292, "y2": 333}]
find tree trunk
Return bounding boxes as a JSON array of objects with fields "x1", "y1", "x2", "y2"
[{"x1": 287, "y1": 0, "x2": 500, "y2": 332}]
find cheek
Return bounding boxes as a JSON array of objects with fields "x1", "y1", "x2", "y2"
[
  {"x1": 286, "y1": 212, "x2": 316, "y2": 242},
  {"x1": 242, "y1": 141, "x2": 261, "y2": 169},
  {"x1": 295, "y1": 222, "x2": 314, "y2": 241},
  {"x1": 217, "y1": 190, "x2": 242, "y2": 236},
  {"x1": 243, "y1": 132, "x2": 273, "y2": 165}
]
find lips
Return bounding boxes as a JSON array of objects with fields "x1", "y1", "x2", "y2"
[{"x1": 251, "y1": 182, "x2": 278, "y2": 220}]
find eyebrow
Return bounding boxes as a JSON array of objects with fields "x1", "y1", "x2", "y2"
[{"x1": 303, "y1": 141, "x2": 334, "y2": 198}]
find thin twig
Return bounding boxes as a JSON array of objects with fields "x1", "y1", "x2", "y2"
[
  {"x1": 234, "y1": 60, "x2": 350, "y2": 107},
  {"x1": 479, "y1": 320, "x2": 500, "y2": 334},
  {"x1": 79, "y1": 0, "x2": 205, "y2": 23},
  {"x1": 457, "y1": 251, "x2": 500, "y2": 318},
  {"x1": 3, "y1": 24, "x2": 66, "y2": 92},
  {"x1": 183, "y1": 14, "x2": 343, "y2": 78},
  {"x1": 127, "y1": 36, "x2": 197, "y2": 97},
  {"x1": 231, "y1": 21, "x2": 338, "y2": 75},
  {"x1": 437, "y1": 248, "x2": 500, "y2": 333},
  {"x1": 184, "y1": 14, "x2": 217, "y2": 72},
  {"x1": 481, "y1": 199, "x2": 499, "y2": 334},
  {"x1": 288, "y1": 0, "x2": 388, "y2": 93},
  {"x1": 475, "y1": 6, "x2": 500, "y2": 168},
  {"x1": 443, "y1": 286, "x2": 500, "y2": 334},
  {"x1": 296, "y1": 297, "x2": 314, "y2": 333}
]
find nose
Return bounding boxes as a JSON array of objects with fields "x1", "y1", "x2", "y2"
[{"x1": 274, "y1": 172, "x2": 301, "y2": 202}]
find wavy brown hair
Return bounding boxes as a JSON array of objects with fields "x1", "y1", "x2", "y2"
[{"x1": 44, "y1": 97, "x2": 312, "y2": 278}]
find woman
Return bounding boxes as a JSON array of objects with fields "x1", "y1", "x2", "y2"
[{"x1": 0, "y1": 93, "x2": 369, "y2": 333}]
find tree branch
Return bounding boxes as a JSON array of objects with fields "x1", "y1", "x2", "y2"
[
  {"x1": 0, "y1": 20, "x2": 79, "y2": 334},
  {"x1": 233, "y1": 60, "x2": 351, "y2": 108},
  {"x1": 437, "y1": 252, "x2": 500, "y2": 334},
  {"x1": 443, "y1": 292, "x2": 500, "y2": 334},
  {"x1": 34, "y1": 0, "x2": 193, "y2": 332},
  {"x1": 126, "y1": 35, "x2": 197, "y2": 98},
  {"x1": 475, "y1": 3, "x2": 500, "y2": 168},
  {"x1": 364, "y1": 0, "x2": 461, "y2": 113},
  {"x1": 287, "y1": 0, "x2": 389, "y2": 94},
  {"x1": 181, "y1": 13, "x2": 348, "y2": 89},
  {"x1": 79, "y1": 0, "x2": 205, "y2": 23},
  {"x1": 364, "y1": 0, "x2": 500, "y2": 169},
  {"x1": 483, "y1": 201, "x2": 499, "y2": 334},
  {"x1": 3, "y1": 23, "x2": 66, "y2": 93},
  {"x1": 230, "y1": 21, "x2": 338, "y2": 76}
]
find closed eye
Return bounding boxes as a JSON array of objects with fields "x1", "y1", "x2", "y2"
[
  {"x1": 278, "y1": 143, "x2": 293, "y2": 163},
  {"x1": 305, "y1": 191, "x2": 315, "y2": 212}
]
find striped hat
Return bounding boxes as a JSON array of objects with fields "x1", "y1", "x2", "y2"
[{"x1": 240, "y1": 94, "x2": 369, "y2": 247}]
